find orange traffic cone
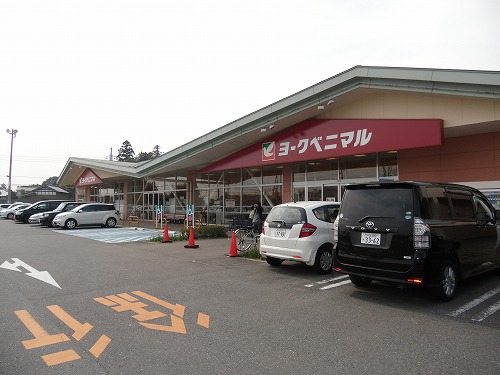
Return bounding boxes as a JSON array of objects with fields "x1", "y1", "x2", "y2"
[
  {"x1": 184, "y1": 227, "x2": 199, "y2": 248},
  {"x1": 226, "y1": 230, "x2": 238, "y2": 257},
  {"x1": 162, "y1": 223, "x2": 172, "y2": 243}
]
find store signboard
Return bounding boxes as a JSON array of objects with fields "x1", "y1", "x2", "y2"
[
  {"x1": 199, "y1": 119, "x2": 443, "y2": 172},
  {"x1": 75, "y1": 168, "x2": 103, "y2": 187}
]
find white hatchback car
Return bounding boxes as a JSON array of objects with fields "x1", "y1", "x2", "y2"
[
  {"x1": 53, "y1": 203, "x2": 120, "y2": 229},
  {"x1": 260, "y1": 201, "x2": 341, "y2": 274}
]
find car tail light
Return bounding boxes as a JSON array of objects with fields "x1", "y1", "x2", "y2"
[
  {"x1": 299, "y1": 223, "x2": 317, "y2": 238},
  {"x1": 262, "y1": 226, "x2": 265, "y2": 235},
  {"x1": 413, "y1": 217, "x2": 431, "y2": 249}
]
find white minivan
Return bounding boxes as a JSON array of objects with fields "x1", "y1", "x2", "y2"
[{"x1": 53, "y1": 203, "x2": 120, "y2": 229}]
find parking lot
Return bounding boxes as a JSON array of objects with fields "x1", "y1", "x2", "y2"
[
  {"x1": 1, "y1": 219, "x2": 499, "y2": 374},
  {"x1": 52, "y1": 226, "x2": 174, "y2": 243}
]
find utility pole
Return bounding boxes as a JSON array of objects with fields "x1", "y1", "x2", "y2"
[{"x1": 6, "y1": 129, "x2": 18, "y2": 204}]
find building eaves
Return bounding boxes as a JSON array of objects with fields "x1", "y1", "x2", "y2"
[
  {"x1": 135, "y1": 65, "x2": 500, "y2": 176},
  {"x1": 58, "y1": 65, "x2": 500, "y2": 183}
]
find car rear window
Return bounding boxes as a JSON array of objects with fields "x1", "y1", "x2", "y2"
[
  {"x1": 341, "y1": 186, "x2": 414, "y2": 220},
  {"x1": 266, "y1": 206, "x2": 307, "y2": 224}
]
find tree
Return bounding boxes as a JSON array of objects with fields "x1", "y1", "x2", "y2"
[
  {"x1": 152, "y1": 145, "x2": 162, "y2": 158},
  {"x1": 135, "y1": 151, "x2": 153, "y2": 162},
  {"x1": 42, "y1": 176, "x2": 58, "y2": 186},
  {"x1": 116, "y1": 140, "x2": 135, "y2": 162}
]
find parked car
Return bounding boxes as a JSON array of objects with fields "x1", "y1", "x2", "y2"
[
  {"x1": 260, "y1": 201, "x2": 341, "y2": 274},
  {"x1": 333, "y1": 181, "x2": 500, "y2": 301},
  {"x1": 30, "y1": 202, "x2": 91, "y2": 227},
  {"x1": 52, "y1": 203, "x2": 120, "y2": 229},
  {"x1": 14, "y1": 200, "x2": 72, "y2": 223},
  {"x1": 0, "y1": 203, "x2": 30, "y2": 220}
]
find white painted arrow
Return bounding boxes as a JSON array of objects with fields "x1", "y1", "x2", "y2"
[{"x1": 0, "y1": 258, "x2": 61, "y2": 289}]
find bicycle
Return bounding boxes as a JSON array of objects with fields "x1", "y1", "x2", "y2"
[{"x1": 234, "y1": 226, "x2": 260, "y2": 254}]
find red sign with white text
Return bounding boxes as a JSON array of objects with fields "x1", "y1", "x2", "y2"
[
  {"x1": 75, "y1": 168, "x2": 103, "y2": 187},
  {"x1": 199, "y1": 119, "x2": 442, "y2": 172}
]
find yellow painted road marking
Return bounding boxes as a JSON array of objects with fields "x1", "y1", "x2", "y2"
[
  {"x1": 89, "y1": 335, "x2": 112, "y2": 358},
  {"x1": 197, "y1": 313, "x2": 210, "y2": 328},
  {"x1": 132, "y1": 290, "x2": 185, "y2": 318},
  {"x1": 15, "y1": 310, "x2": 70, "y2": 349},
  {"x1": 42, "y1": 349, "x2": 80, "y2": 366},
  {"x1": 46, "y1": 305, "x2": 93, "y2": 341},
  {"x1": 140, "y1": 315, "x2": 187, "y2": 334}
]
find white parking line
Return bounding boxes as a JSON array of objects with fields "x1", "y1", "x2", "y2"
[
  {"x1": 320, "y1": 279, "x2": 352, "y2": 290},
  {"x1": 448, "y1": 285, "x2": 500, "y2": 317},
  {"x1": 304, "y1": 274, "x2": 349, "y2": 288},
  {"x1": 471, "y1": 300, "x2": 500, "y2": 322}
]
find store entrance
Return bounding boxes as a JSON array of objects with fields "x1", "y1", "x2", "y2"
[
  {"x1": 293, "y1": 184, "x2": 341, "y2": 202},
  {"x1": 144, "y1": 192, "x2": 164, "y2": 221}
]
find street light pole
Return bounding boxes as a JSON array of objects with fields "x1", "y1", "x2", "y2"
[{"x1": 6, "y1": 129, "x2": 18, "y2": 204}]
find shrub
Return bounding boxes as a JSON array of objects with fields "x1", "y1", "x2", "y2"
[
  {"x1": 241, "y1": 245, "x2": 263, "y2": 260},
  {"x1": 148, "y1": 225, "x2": 228, "y2": 242}
]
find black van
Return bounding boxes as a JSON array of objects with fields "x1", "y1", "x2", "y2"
[
  {"x1": 333, "y1": 181, "x2": 500, "y2": 301},
  {"x1": 14, "y1": 200, "x2": 73, "y2": 224}
]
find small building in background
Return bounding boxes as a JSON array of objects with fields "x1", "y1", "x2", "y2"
[
  {"x1": 17, "y1": 185, "x2": 71, "y2": 203},
  {"x1": 0, "y1": 188, "x2": 8, "y2": 203}
]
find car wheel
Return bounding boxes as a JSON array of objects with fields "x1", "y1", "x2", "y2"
[
  {"x1": 7, "y1": 213, "x2": 13, "y2": 220},
  {"x1": 433, "y1": 260, "x2": 458, "y2": 301},
  {"x1": 106, "y1": 217, "x2": 117, "y2": 228},
  {"x1": 266, "y1": 257, "x2": 283, "y2": 267},
  {"x1": 313, "y1": 247, "x2": 333, "y2": 274},
  {"x1": 64, "y1": 219, "x2": 77, "y2": 230},
  {"x1": 349, "y1": 274, "x2": 373, "y2": 287}
]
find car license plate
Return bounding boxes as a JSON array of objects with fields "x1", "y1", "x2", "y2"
[
  {"x1": 275, "y1": 228, "x2": 286, "y2": 238},
  {"x1": 360, "y1": 232, "x2": 381, "y2": 245}
]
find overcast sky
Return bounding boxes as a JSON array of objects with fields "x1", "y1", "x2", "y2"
[{"x1": 0, "y1": 0, "x2": 499, "y2": 188}]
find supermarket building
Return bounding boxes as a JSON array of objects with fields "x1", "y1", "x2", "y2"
[{"x1": 57, "y1": 66, "x2": 500, "y2": 225}]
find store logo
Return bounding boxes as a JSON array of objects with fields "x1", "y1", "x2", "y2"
[
  {"x1": 262, "y1": 142, "x2": 275, "y2": 161},
  {"x1": 79, "y1": 176, "x2": 96, "y2": 184}
]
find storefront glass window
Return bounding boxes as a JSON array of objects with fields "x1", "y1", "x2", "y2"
[
  {"x1": 176, "y1": 176, "x2": 187, "y2": 190},
  {"x1": 293, "y1": 162, "x2": 306, "y2": 183},
  {"x1": 242, "y1": 167, "x2": 262, "y2": 185},
  {"x1": 323, "y1": 185, "x2": 339, "y2": 202},
  {"x1": 307, "y1": 159, "x2": 338, "y2": 181},
  {"x1": 208, "y1": 187, "x2": 224, "y2": 225},
  {"x1": 242, "y1": 186, "x2": 261, "y2": 210},
  {"x1": 210, "y1": 171, "x2": 223, "y2": 188},
  {"x1": 262, "y1": 185, "x2": 282, "y2": 212},
  {"x1": 293, "y1": 187, "x2": 305, "y2": 202},
  {"x1": 378, "y1": 152, "x2": 399, "y2": 179},
  {"x1": 195, "y1": 173, "x2": 209, "y2": 189},
  {"x1": 263, "y1": 165, "x2": 282, "y2": 184},
  {"x1": 224, "y1": 169, "x2": 241, "y2": 187},
  {"x1": 339, "y1": 153, "x2": 377, "y2": 180},
  {"x1": 224, "y1": 187, "x2": 240, "y2": 212},
  {"x1": 307, "y1": 186, "x2": 322, "y2": 201}
]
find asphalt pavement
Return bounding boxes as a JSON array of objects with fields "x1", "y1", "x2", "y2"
[{"x1": 1, "y1": 219, "x2": 499, "y2": 375}]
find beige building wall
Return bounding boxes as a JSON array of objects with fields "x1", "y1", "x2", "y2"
[
  {"x1": 317, "y1": 91, "x2": 500, "y2": 186},
  {"x1": 322, "y1": 91, "x2": 500, "y2": 136}
]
